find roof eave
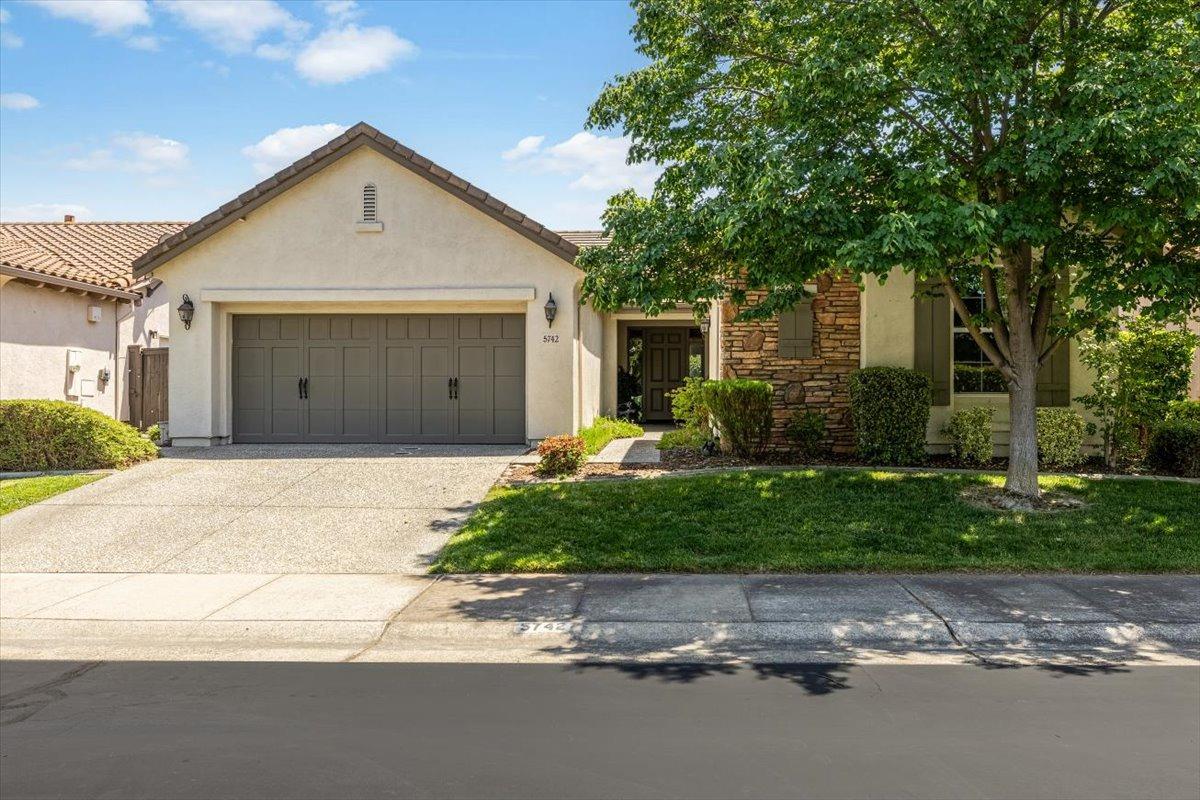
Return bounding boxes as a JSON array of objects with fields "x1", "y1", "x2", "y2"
[{"x1": 0, "y1": 264, "x2": 141, "y2": 301}]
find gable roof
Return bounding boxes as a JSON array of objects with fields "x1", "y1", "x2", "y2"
[
  {"x1": 556, "y1": 230, "x2": 611, "y2": 248},
  {"x1": 132, "y1": 122, "x2": 587, "y2": 277},
  {"x1": 1, "y1": 221, "x2": 188, "y2": 290}
]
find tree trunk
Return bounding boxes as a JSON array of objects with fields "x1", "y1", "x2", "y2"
[{"x1": 1006, "y1": 366, "x2": 1041, "y2": 496}]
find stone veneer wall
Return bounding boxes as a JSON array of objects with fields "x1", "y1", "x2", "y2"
[{"x1": 720, "y1": 273, "x2": 861, "y2": 452}]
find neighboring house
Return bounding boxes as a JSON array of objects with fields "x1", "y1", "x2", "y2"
[
  {"x1": 0, "y1": 220, "x2": 186, "y2": 421},
  {"x1": 21, "y1": 122, "x2": 1186, "y2": 451}
]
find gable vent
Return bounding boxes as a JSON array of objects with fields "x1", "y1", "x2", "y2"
[{"x1": 361, "y1": 183, "x2": 378, "y2": 223}]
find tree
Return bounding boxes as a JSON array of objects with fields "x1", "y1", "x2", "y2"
[{"x1": 578, "y1": 0, "x2": 1200, "y2": 496}]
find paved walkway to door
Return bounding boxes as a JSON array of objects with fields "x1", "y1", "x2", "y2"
[{"x1": 0, "y1": 444, "x2": 523, "y2": 575}]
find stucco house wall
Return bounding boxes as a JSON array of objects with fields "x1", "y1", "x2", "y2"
[
  {"x1": 0, "y1": 277, "x2": 120, "y2": 415},
  {"x1": 155, "y1": 145, "x2": 595, "y2": 445}
]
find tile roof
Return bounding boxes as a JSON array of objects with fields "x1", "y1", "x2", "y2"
[
  {"x1": 1, "y1": 222, "x2": 188, "y2": 289},
  {"x1": 556, "y1": 230, "x2": 611, "y2": 248},
  {"x1": 134, "y1": 122, "x2": 592, "y2": 277}
]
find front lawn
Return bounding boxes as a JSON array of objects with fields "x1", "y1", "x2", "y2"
[
  {"x1": 0, "y1": 474, "x2": 103, "y2": 516},
  {"x1": 431, "y1": 469, "x2": 1200, "y2": 573}
]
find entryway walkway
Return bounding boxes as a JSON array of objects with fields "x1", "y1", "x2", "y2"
[{"x1": 589, "y1": 425, "x2": 669, "y2": 465}]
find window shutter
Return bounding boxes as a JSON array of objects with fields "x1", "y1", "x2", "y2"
[
  {"x1": 778, "y1": 299, "x2": 814, "y2": 358},
  {"x1": 914, "y1": 280, "x2": 951, "y2": 405},
  {"x1": 1036, "y1": 340, "x2": 1071, "y2": 406}
]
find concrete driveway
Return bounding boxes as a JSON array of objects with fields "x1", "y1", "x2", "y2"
[{"x1": 0, "y1": 444, "x2": 522, "y2": 575}]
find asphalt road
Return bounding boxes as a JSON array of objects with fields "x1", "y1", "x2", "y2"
[{"x1": 1, "y1": 661, "x2": 1197, "y2": 800}]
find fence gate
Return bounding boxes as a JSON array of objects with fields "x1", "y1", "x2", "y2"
[{"x1": 127, "y1": 345, "x2": 169, "y2": 429}]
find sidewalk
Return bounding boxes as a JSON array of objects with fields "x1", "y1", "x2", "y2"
[{"x1": 3, "y1": 572, "x2": 1196, "y2": 664}]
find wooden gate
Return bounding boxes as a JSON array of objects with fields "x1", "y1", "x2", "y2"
[{"x1": 127, "y1": 345, "x2": 169, "y2": 429}]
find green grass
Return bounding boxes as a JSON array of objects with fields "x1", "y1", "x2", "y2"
[
  {"x1": 431, "y1": 468, "x2": 1200, "y2": 573},
  {"x1": 578, "y1": 416, "x2": 644, "y2": 456},
  {"x1": 0, "y1": 474, "x2": 104, "y2": 516}
]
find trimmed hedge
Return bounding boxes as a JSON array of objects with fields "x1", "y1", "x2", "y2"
[
  {"x1": 1147, "y1": 419, "x2": 1200, "y2": 477},
  {"x1": 944, "y1": 407, "x2": 994, "y2": 466},
  {"x1": 536, "y1": 434, "x2": 587, "y2": 476},
  {"x1": 1036, "y1": 407, "x2": 1086, "y2": 468},
  {"x1": 848, "y1": 367, "x2": 932, "y2": 465},
  {"x1": 0, "y1": 400, "x2": 157, "y2": 471},
  {"x1": 702, "y1": 379, "x2": 773, "y2": 459}
]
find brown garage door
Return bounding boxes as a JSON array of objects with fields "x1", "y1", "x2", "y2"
[{"x1": 232, "y1": 314, "x2": 525, "y2": 444}]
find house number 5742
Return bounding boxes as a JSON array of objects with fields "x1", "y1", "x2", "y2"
[{"x1": 542, "y1": 334, "x2": 560, "y2": 343}]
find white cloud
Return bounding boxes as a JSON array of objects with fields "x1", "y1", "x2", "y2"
[
  {"x1": 254, "y1": 42, "x2": 291, "y2": 60},
  {"x1": 0, "y1": 93, "x2": 40, "y2": 110},
  {"x1": 64, "y1": 133, "x2": 189, "y2": 174},
  {"x1": 0, "y1": 9, "x2": 9, "y2": 24},
  {"x1": 241, "y1": 123, "x2": 348, "y2": 175},
  {"x1": 502, "y1": 135, "x2": 545, "y2": 161},
  {"x1": 125, "y1": 34, "x2": 160, "y2": 51},
  {"x1": 0, "y1": 9, "x2": 22, "y2": 48},
  {"x1": 318, "y1": 1, "x2": 361, "y2": 22},
  {"x1": 30, "y1": 0, "x2": 150, "y2": 36},
  {"x1": 0, "y1": 203, "x2": 93, "y2": 222},
  {"x1": 295, "y1": 24, "x2": 415, "y2": 84},
  {"x1": 502, "y1": 132, "x2": 661, "y2": 194},
  {"x1": 158, "y1": 0, "x2": 307, "y2": 54}
]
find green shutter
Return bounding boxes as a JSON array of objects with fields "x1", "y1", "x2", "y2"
[
  {"x1": 778, "y1": 299, "x2": 814, "y2": 358},
  {"x1": 914, "y1": 280, "x2": 951, "y2": 405},
  {"x1": 1036, "y1": 339, "x2": 1071, "y2": 406}
]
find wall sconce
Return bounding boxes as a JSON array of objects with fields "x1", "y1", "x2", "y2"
[
  {"x1": 177, "y1": 294, "x2": 194, "y2": 330},
  {"x1": 544, "y1": 293, "x2": 557, "y2": 327},
  {"x1": 699, "y1": 316, "x2": 711, "y2": 336}
]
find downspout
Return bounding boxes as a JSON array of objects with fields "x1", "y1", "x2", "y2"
[
  {"x1": 115, "y1": 296, "x2": 138, "y2": 419},
  {"x1": 574, "y1": 280, "x2": 583, "y2": 433}
]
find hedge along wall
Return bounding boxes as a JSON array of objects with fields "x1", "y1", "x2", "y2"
[{"x1": 721, "y1": 273, "x2": 861, "y2": 452}]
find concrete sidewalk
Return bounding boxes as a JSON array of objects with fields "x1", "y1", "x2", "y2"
[{"x1": 2, "y1": 572, "x2": 1196, "y2": 665}]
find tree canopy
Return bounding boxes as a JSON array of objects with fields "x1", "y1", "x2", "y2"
[{"x1": 580, "y1": 0, "x2": 1200, "y2": 337}]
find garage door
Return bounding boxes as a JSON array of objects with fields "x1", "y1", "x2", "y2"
[{"x1": 232, "y1": 314, "x2": 525, "y2": 444}]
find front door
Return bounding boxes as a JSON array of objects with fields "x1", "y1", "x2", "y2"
[
  {"x1": 643, "y1": 327, "x2": 689, "y2": 422},
  {"x1": 233, "y1": 314, "x2": 525, "y2": 443}
]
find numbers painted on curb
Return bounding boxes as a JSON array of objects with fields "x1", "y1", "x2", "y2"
[{"x1": 514, "y1": 621, "x2": 576, "y2": 635}]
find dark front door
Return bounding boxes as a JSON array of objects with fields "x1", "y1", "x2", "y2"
[
  {"x1": 233, "y1": 314, "x2": 525, "y2": 444},
  {"x1": 643, "y1": 327, "x2": 689, "y2": 422}
]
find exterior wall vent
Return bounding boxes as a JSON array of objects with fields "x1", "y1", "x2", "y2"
[{"x1": 362, "y1": 183, "x2": 378, "y2": 223}]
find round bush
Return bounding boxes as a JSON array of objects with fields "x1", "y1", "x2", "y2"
[
  {"x1": 536, "y1": 434, "x2": 587, "y2": 476},
  {"x1": 785, "y1": 409, "x2": 826, "y2": 459},
  {"x1": 944, "y1": 407, "x2": 995, "y2": 466},
  {"x1": 701, "y1": 379, "x2": 773, "y2": 459},
  {"x1": 0, "y1": 400, "x2": 158, "y2": 471},
  {"x1": 1146, "y1": 419, "x2": 1200, "y2": 477},
  {"x1": 848, "y1": 367, "x2": 932, "y2": 465},
  {"x1": 1035, "y1": 407, "x2": 1086, "y2": 468}
]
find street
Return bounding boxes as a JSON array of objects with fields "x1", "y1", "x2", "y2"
[{"x1": 2, "y1": 660, "x2": 1197, "y2": 800}]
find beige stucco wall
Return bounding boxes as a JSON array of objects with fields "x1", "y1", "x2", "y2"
[
  {"x1": 155, "y1": 145, "x2": 593, "y2": 445},
  {"x1": 115, "y1": 285, "x2": 171, "y2": 421},
  {"x1": 0, "y1": 277, "x2": 120, "y2": 415},
  {"x1": 860, "y1": 267, "x2": 1098, "y2": 454}
]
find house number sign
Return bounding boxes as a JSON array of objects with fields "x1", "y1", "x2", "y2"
[{"x1": 542, "y1": 334, "x2": 560, "y2": 344}]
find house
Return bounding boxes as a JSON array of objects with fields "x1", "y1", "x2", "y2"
[
  {"x1": 16, "y1": 122, "x2": 1175, "y2": 451},
  {"x1": 128, "y1": 122, "x2": 1115, "y2": 451},
  {"x1": 0, "y1": 220, "x2": 186, "y2": 424}
]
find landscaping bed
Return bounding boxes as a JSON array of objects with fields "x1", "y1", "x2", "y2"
[{"x1": 433, "y1": 467, "x2": 1200, "y2": 573}]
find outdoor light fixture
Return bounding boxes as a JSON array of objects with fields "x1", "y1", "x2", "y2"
[
  {"x1": 177, "y1": 294, "x2": 194, "y2": 330},
  {"x1": 544, "y1": 292, "x2": 558, "y2": 327},
  {"x1": 699, "y1": 316, "x2": 711, "y2": 335}
]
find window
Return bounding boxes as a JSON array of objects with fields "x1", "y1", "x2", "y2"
[
  {"x1": 361, "y1": 183, "x2": 378, "y2": 222},
  {"x1": 952, "y1": 292, "x2": 1006, "y2": 393}
]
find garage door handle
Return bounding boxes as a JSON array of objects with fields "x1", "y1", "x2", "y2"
[
  {"x1": 298, "y1": 378, "x2": 304, "y2": 399},
  {"x1": 302, "y1": 377, "x2": 309, "y2": 399},
  {"x1": 448, "y1": 378, "x2": 453, "y2": 399},
  {"x1": 453, "y1": 377, "x2": 459, "y2": 399}
]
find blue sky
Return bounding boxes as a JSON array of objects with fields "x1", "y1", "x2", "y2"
[{"x1": 0, "y1": 0, "x2": 651, "y2": 228}]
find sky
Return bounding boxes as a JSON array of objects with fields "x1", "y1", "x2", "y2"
[{"x1": 0, "y1": 0, "x2": 654, "y2": 229}]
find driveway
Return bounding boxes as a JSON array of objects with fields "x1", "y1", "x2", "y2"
[{"x1": 0, "y1": 444, "x2": 522, "y2": 575}]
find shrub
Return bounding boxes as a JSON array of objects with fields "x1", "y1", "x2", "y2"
[
  {"x1": 848, "y1": 367, "x2": 932, "y2": 465},
  {"x1": 1036, "y1": 407, "x2": 1085, "y2": 468},
  {"x1": 578, "y1": 416, "x2": 643, "y2": 456},
  {"x1": 0, "y1": 400, "x2": 158, "y2": 471},
  {"x1": 668, "y1": 377, "x2": 710, "y2": 431},
  {"x1": 943, "y1": 407, "x2": 994, "y2": 466},
  {"x1": 657, "y1": 427, "x2": 708, "y2": 451},
  {"x1": 785, "y1": 410, "x2": 826, "y2": 459},
  {"x1": 701, "y1": 379, "x2": 773, "y2": 459},
  {"x1": 1166, "y1": 400, "x2": 1200, "y2": 424},
  {"x1": 535, "y1": 434, "x2": 587, "y2": 476},
  {"x1": 1146, "y1": 419, "x2": 1200, "y2": 477}
]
